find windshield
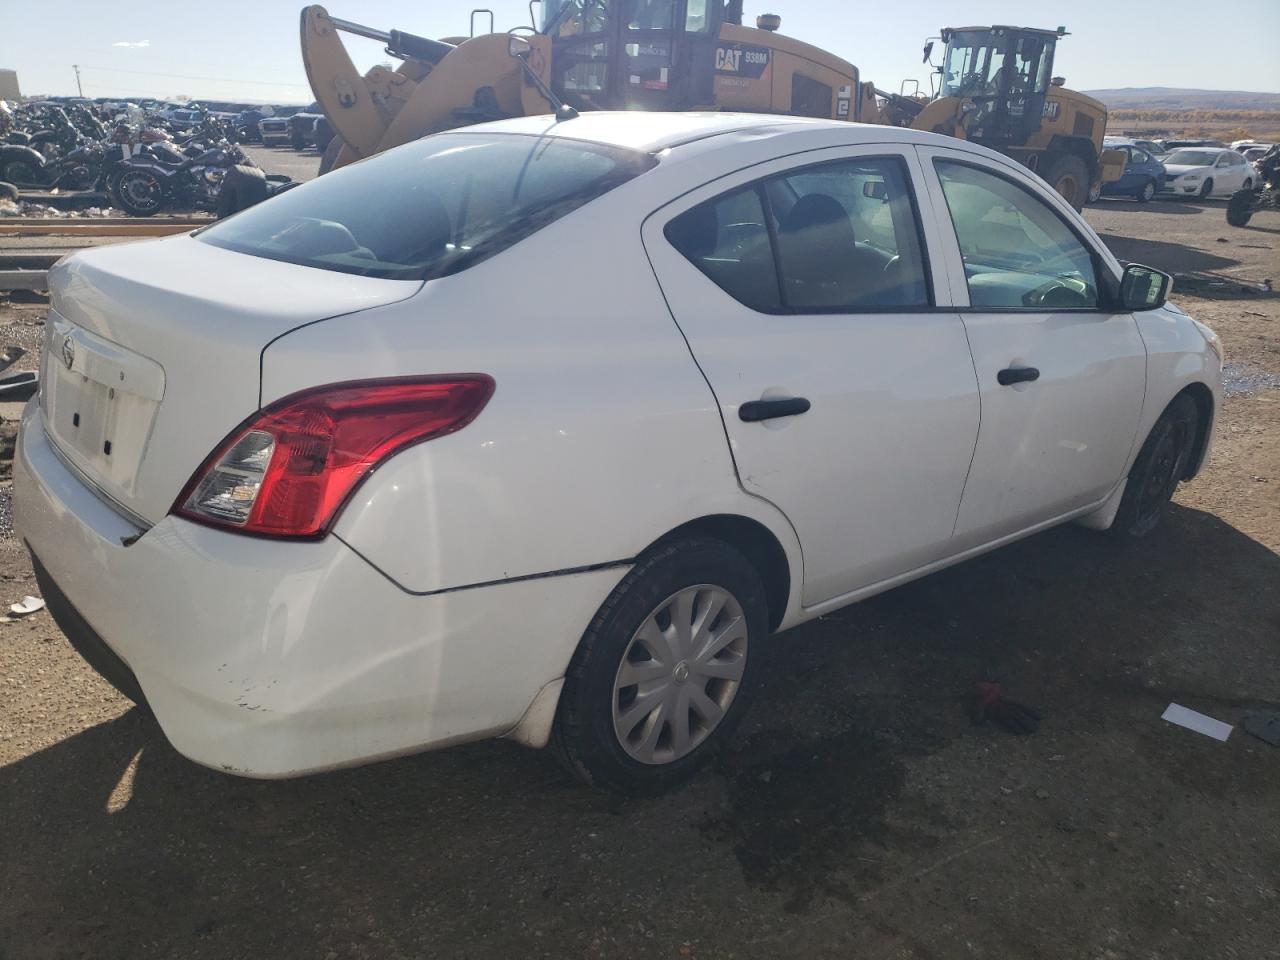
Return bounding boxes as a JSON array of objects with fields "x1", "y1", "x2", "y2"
[
  {"x1": 198, "y1": 133, "x2": 654, "y2": 280},
  {"x1": 1164, "y1": 150, "x2": 1219, "y2": 167},
  {"x1": 941, "y1": 30, "x2": 1055, "y2": 99}
]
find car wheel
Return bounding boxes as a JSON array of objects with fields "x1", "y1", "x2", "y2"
[
  {"x1": 1198, "y1": 178, "x2": 1213, "y2": 199},
  {"x1": 1041, "y1": 153, "x2": 1090, "y2": 211},
  {"x1": 1111, "y1": 393, "x2": 1199, "y2": 538},
  {"x1": 1136, "y1": 179, "x2": 1156, "y2": 203},
  {"x1": 553, "y1": 536, "x2": 768, "y2": 795},
  {"x1": 1087, "y1": 181, "x2": 1102, "y2": 204}
]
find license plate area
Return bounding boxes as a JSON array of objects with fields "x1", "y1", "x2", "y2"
[{"x1": 43, "y1": 314, "x2": 165, "y2": 500}]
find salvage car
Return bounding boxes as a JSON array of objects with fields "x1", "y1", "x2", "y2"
[
  {"x1": 1096, "y1": 141, "x2": 1166, "y2": 202},
  {"x1": 15, "y1": 113, "x2": 1223, "y2": 794},
  {"x1": 1161, "y1": 147, "x2": 1257, "y2": 198}
]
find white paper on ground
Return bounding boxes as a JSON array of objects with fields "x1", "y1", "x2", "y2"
[
  {"x1": 7, "y1": 595, "x2": 45, "y2": 616},
  {"x1": 1161, "y1": 703, "x2": 1233, "y2": 742}
]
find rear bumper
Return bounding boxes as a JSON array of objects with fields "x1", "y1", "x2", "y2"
[{"x1": 14, "y1": 399, "x2": 624, "y2": 777}]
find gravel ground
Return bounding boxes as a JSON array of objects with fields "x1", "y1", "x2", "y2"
[{"x1": 0, "y1": 196, "x2": 1277, "y2": 960}]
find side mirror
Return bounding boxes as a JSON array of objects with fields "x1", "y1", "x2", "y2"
[
  {"x1": 922, "y1": 41, "x2": 934, "y2": 64},
  {"x1": 863, "y1": 181, "x2": 888, "y2": 201},
  {"x1": 508, "y1": 34, "x2": 532, "y2": 59},
  {"x1": 1119, "y1": 263, "x2": 1171, "y2": 311}
]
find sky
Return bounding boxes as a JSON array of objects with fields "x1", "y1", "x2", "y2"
[{"x1": 2, "y1": 0, "x2": 1278, "y2": 103}]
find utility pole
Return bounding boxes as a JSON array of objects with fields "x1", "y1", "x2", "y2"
[{"x1": 73, "y1": 64, "x2": 83, "y2": 97}]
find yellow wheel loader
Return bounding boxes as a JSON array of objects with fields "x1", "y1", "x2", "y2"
[
  {"x1": 879, "y1": 25, "x2": 1125, "y2": 208},
  {"x1": 299, "y1": 3, "x2": 1119, "y2": 209},
  {"x1": 302, "y1": 1, "x2": 882, "y2": 176}
]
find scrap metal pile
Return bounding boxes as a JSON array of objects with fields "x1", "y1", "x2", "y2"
[{"x1": 0, "y1": 100, "x2": 291, "y2": 217}]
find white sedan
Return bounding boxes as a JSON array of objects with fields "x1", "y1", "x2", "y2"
[
  {"x1": 15, "y1": 113, "x2": 1223, "y2": 794},
  {"x1": 1160, "y1": 147, "x2": 1257, "y2": 198}
]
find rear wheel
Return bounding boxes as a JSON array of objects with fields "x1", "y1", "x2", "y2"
[
  {"x1": 1136, "y1": 179, "x2": 1156, "y2": 203},
  {"x1": 1111, "y1": 393, "x2": 1199, "y2": 538},
  {"x1": 553, "y1": 536, "x2": 768, "y2": 795},
  {"x1": 1198, "y1": 178, "x2": 1213, "y2": 199},
  {"x1": 1227, "y1": 189, "x2": 1255, "y2": 226},
  {"x1": 1041, "y1": 153, "x2": 1090, "y2": 211},
  {"x1": 113, "y1": 169, "x2": 165, "y2": 216}
]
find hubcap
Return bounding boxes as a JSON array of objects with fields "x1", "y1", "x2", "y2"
[{"x1": 612, "y1": 584, "x2": 748, "y2": 765}]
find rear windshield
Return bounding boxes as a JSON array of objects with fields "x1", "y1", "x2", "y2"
[
  {"x1": 197, "y1": 132, "x2": 655, "y2": 280},
  {"x1": 1164, "y1": 150, "x2": 1219, "y2": 166}
]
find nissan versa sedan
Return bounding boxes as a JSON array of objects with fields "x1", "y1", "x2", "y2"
[{"x1": 15, "y1": 113, "x2": 1223, "y2": 795}]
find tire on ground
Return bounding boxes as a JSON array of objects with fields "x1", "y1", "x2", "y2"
[
  {"x1": 1226, "y1": 189, "x2": 1255, "y2": 227},
  {"x1": 1041, "y1": 152, "x2": 1091, "y2": 211},
  {"x1": 552, "y1": 535, "x2": 770, "y2": 795},
  {"x1": 0, "y1": 181, "x2": 17, "y2": 202},
  {"x1": 215, "y1": 164, "x2": 269, "y2": 219},
  {"x1": 1110, "y1": 393, "x2": 1200, "y2": 538}
]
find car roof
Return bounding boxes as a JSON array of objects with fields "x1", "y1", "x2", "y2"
[{"x1": 461, "y1": 111, "x2": 943, "y2": 155}]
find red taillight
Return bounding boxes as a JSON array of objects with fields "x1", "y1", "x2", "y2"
[{"x1": 174, "y1": 376, "x2": 494, "y2": 539}]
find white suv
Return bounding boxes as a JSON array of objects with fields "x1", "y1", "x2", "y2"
[{"x1": 15, "y1": 113, "x2": 1222, "y2": 793}]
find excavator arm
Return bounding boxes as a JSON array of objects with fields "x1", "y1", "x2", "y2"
[{"x1": 300, "y1": 5, "x2": 552, "y2": 172}]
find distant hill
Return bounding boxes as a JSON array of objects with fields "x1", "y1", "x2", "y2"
[{"x1": 1084, "y1": 88, "x2": 1280, "y2": 111}]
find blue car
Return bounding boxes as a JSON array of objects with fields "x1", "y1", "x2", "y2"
[{"x1": 1098, "y1": 142, "x2": 1166, "y2": 202}]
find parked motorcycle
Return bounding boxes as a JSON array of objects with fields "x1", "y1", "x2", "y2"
[{"x1": 112, "y1": 139, "x2": 255, "y2": 216}]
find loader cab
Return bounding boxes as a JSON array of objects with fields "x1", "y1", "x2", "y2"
[
  {"x1": 540, "y1": 0, "x2": 721, "y2": 111},
  {"x1": 937, "y1": 25, "x2": 1062, "y2": 146}
]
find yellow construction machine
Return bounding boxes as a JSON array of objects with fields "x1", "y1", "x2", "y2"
[
  {"x1": 300, "y1": 3, "x2": 1120, "y2": 209},
  {"x1": 878, "y1": 25, "x2": 1124, "y2": 207}
]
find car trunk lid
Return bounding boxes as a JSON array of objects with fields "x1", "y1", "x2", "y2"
[{"x1": 43, "y1": 234, "x2": 420, "y2": 526}]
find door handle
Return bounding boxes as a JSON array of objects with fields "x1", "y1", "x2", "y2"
[
  {"x1": 738, "y1": 397, "x2": 811, "y2": 422},
  {"x1": 997, "y1": 366, "x2": 1040, "y2": 386}
]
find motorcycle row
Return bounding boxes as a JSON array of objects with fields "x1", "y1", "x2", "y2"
[{"x1": 0, "y1": 101, "x2": 292, "y2": 217}]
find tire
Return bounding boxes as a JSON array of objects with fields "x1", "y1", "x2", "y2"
[
  {"x1": 113, "y1": 169, "x2": 165, "y2": 216},
  {"x1": 1087, "y1": 181, "x2": 1102, "y2": 204},
  {"x1": 1041, "y1": 153, "x2": 1090, "y2": 211},
  {"x1": 215, "y1": 163, "x2": 269, "y2": 219},
  {"x1": 1227, "y1": 189, "x2": 1255, "y2": 227},
  {"x1": 552, "y1": 536, "x2": 769, "y2": 795},
  {"x1": 1111, "y1": 393, "x2": 1199, "y2": 538},
  {"x1": 317, "y1": 135, "x2": 344, "y2": 176},
  {"x1": 1135, "y1": 179, "x2": 1156, "y2": 203},
  {"x1": 1242, "y1": 178, "x2": 1253, "y2": 191},
  {"x1": 1198, "y1": 178, "x2": 1213, "y2": 200},
  {"x1": 0, "y1": 181, "x2": 17, "y2": 203},
  {"x1": 5, "y1": 131, "x2": 31, "y2": 145}
]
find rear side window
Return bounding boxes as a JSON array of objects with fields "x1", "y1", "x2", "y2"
[
  {"x1": 663, "y1": 187, "x2": 781, "y2": 311},
  {"x1": 198, "y1": 133, "x2": 654, "y2": 280},
  {"x1": 665, "y1": 155, "x2": 930, "y2": 313}
]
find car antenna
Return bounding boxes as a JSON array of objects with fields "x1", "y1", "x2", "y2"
[{"x1": 507, "y1": 34, "x2": 579, "y2": 121}]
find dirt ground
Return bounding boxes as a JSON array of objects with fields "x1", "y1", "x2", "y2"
[{"x1": 0, "y1": 197, "x2": 1277, "y2": 960}]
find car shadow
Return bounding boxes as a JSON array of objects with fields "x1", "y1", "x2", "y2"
[
  {"x1": 1096, "y1": 231, "x2": 1241, "y2": 273},
  {"x1": 1092, "y1": 198, "x2": 1200, "y2": 214},
  {"x1": 1, "y1": 505, "x2": 1278, "y2": 957}
]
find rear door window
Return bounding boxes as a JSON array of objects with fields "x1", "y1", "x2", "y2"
[
  {"x1": 665, "y1": 155, "x2": 930, "y2": 313},
  {"x1": 197, "y1": 133, "x2": 654, "y2": 280}
]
